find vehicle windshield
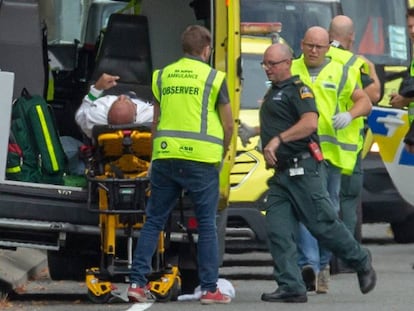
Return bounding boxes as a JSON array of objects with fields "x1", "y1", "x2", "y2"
[
  {"x1": 342, "y1": 0, "x2": 410, "y2": 66},
  {"x1": 39, "y1": 0, "x2": 126, "y2": 44},
  {"x1": 241, "y1": 0, "x2": 338, "y2": 57},
  {"x1": 241, "y1": 53, "x2": 270, "y2": 110}
]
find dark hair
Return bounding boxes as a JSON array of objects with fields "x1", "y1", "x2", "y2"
[
  {"x1": 407, "y1": 8, "x2": 414, "y2": 18},
  {"x1": 181, "y1": 25, "x2": 211, "y2": 56}
]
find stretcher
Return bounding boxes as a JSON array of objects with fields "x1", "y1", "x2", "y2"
[{"x1": 84, "y1": 124, "x2": 181, "y2": 303}]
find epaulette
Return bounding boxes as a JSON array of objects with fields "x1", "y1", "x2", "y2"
[
  {"x1": 293, "y1": 79, "x2": 303, "y2": 86},
  {"x1": 294, "y1": 79, "x2": 314, "y2": 99}
]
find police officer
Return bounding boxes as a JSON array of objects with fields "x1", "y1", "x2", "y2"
[
  {"x1": 127, "y1": 25, "x2": 234, "y2": 304},
  {"x1": 390, "y1": 8, "x2": 414, "y2": 123},
  {"x1": 259, "y1": 42, "x2": 376, "y2": 303}
]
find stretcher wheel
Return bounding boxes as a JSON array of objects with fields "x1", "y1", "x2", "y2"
[
  {"x1": 153, "y1": 277, "x2": 181, "y2": 302},
  {"x1": 87, "y1": 289, "x2": 112, "y2": 304}
]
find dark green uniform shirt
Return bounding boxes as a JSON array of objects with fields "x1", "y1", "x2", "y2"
[{"x1": 260, "y1": 75, "x2": 319, "y2": 163}]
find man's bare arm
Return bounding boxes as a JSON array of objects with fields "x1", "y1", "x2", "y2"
[{"x1": 218, "y1": 103, "x2": 234, "y2": 157}]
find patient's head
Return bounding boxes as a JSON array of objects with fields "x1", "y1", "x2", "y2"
[{"x1": 107, "y1": 95, "x2": 136, "y2": 125}]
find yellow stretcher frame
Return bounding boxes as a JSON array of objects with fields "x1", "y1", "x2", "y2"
[{"x1": 85, "y1": 124, "x2": 181, "y2": 303}]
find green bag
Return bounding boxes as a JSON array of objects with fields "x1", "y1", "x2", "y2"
[
  {"x1": 10, "y1": 88, "x2": 67, "y2": 184},
  {"x1": 6, "y1": 131, "x2": 23, "y2": 181}
]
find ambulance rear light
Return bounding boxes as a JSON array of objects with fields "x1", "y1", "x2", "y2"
[{"x1": 241, "y1": 22, "x2": 282, "y2": 36}]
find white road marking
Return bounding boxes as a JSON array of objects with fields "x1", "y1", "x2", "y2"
[{"x1": 125, "y1": 302, "x2": 154, "y2": 311}]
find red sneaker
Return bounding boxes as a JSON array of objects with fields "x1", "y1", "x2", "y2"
[
  {"x1": 200, "y1": 288, "x2": 231, "y2": 304},
  {"x1": 127, "y1": 283, "x2": 154, "y2": 303}
]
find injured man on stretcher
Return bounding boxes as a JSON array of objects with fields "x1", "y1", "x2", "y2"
[
  {"x1": 75, "y1": 73, "x2": 154, "y2": 139},
  {"x1": 61, "y1": 73, "x2": 154, "y2": 176}
]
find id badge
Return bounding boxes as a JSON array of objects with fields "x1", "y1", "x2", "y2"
[{"x1": 289, "y1": 167, "x2": 304, "y2": 176}]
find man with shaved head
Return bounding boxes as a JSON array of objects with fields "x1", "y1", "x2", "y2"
[
  {"x1": 258, "y1": 42, "x2": 375, "y2": 303},
  {"x1": 291, "y1": 26, "x2": 372, "y2": 294},
  {"x1": 328, "y1": 15, "x2": 381, "y2": 279},
  {"x1": 297, "y1": 17, "x2": 381, "y2": 292},
  {"x1": 329, "y1": 15, "x2": 380, "y2": 103}
]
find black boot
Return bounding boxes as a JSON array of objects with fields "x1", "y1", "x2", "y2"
[{"x1": 261, "y1": 288, "x2": 307, "y2": 303}]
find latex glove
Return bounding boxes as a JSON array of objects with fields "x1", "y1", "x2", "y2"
[
  {"x1": 238, "y1": 122, "x2": 257, "y2": 147},
  {"x1": 332, "y1": 112, "x2": 352, "y2": 129}
]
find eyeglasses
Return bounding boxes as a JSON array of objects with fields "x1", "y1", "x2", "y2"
[
  {"x1": 260, "y1": 59, "x2": 288, "y2": 69},
  {"x1": 302, "y1": 42, "x2": 329, "y2": 51}
]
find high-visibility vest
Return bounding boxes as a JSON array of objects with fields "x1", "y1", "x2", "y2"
[
  {"x1": 328, "y1": 46, "x2": 368, "y2": 153},
  {"x1": 152, "y1": 57, "x2": 226, "y2": 164},
  {"x1": 292, "y1": 56, "x2": 359, "y2": 174},
  {"x1": 327, "y1": 46, "x2": 369, "y2": 88}
]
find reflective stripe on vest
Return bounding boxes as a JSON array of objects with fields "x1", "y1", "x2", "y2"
[
  {"x1": 155, "y1": 69, "x2": 223, "y2": 145},
  {"x1": 292, "y1": 57, "x2": 359, "y2": 173},
  {"x1": 329, "y1": 47, "x2": 367, "y2": 153},
  {"x1": 152, "y1": 58, "x2": 225, "y2": 163}
]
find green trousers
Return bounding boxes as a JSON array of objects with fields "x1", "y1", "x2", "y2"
[
  {"x1": 265, "y1": 157, "x2": 370, "y2": 293},
  {"x1": 340, "y1": 152, "x2": 363, "y2": 235}
]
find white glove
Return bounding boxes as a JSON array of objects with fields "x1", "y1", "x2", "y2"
[
  {"x1": 238, "y1": 122, "x2": 257, "y2": 147},
  {"x1": 332, "y1": 112, "x2": 352, "y2": 129}
]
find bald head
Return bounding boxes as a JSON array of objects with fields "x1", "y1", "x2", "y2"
[
  {"x1": 303, "y1": 26, "x2": 330, "y2": 45},
  {"x1": 265, "y1": 42, "x2": 293, "y2": 60},
  {"x1": 329, "y1": 15, "x2": 355, "y2": 50},
  {"x1": 107, "y1": 95, "x2": 136, "y2": 125},
  {"x1": 262, "y1": 43, "x2": 293, "y2": 83}
]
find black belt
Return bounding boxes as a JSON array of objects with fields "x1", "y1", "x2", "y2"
[{"x1": 276, "y1": 152, "x2": 312, "y2": 171}]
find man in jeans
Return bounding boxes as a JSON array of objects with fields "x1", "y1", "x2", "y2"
[
  {"x1": 291, "y1": 26, "x2": 372, "y2": 294},
  {"x1": 127, "y1": 25, "x2": 234, "y2": 304}
]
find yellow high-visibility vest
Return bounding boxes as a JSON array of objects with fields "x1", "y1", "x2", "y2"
[
  {"x1": 292, "y1": 55, "x2": 359, "y2": 174},
  {"x1": 152, "y1": 57, "x2": 226, "y2": 164}
]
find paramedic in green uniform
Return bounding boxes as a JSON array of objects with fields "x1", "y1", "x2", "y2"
[{"x1": 259, "y1": 43, "x2": 376, "y2": 303}]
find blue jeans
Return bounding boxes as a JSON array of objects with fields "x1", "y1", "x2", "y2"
[
  {"x1": 297, "y1": 161, "x2": 341, "y2": 273},
  {"x1": 60, "y1": 136, "x2": 85, "y2": 175},
  {"x1": 129, "y1": 159, "x2": 220, "y2": 292}
]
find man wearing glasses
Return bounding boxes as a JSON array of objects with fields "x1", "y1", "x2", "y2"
[
  {"x1": 291, "y1": 26, "x2": 372, "y2": 294},
  {"x1": 258, "y1": 42, "x2": 376, "y2": 303}
]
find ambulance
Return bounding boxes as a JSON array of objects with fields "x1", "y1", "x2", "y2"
[{"x1": 0, "y1": 0, "x2": 242, "y2": 296}]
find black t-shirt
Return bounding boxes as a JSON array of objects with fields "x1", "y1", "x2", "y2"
[{"x1": 259, "y1": 75, "x2": 319, "y2": 163}]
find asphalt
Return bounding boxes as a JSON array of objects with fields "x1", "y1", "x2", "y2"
[
  {"x1": 0, "y1": 224, "x2": 393, "y2": 295},
  {"x1": 0, "y1": 248, "x2": 47, "y2": 293}
]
